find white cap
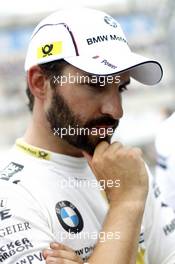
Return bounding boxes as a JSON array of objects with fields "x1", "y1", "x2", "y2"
[{"x1": 25, "y1": 8, "x2": 163, "y2": 85}]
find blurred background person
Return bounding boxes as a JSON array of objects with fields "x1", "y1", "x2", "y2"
[
  {"x1": 152, "y1": 1, "x2": 175, "y2": 210},
  {"x1": 155, "y1": 110, "x2": 175, "y2": 210}
]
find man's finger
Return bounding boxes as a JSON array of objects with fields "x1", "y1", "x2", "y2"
[
  {"x1": 46, "y1": 256, "x2": 81, "y2": 264},
  {"x1": 50, "y1": 242, "x2": 74, "y2": 252},
  {"x1": 45, "y1": 249, "x2": 81, "y2": 262},
  {"x1": 93, "y1": 141, "x2": 110, "y2": 157}
]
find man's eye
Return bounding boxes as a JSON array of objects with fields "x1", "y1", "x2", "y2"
[{"x1": 119, "y1": 85, "x2": 128, "y2": 93}]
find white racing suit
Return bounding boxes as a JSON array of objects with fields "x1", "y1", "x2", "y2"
[{"x1": 0, "y1": 138, "x2": 175, "y2": 264}]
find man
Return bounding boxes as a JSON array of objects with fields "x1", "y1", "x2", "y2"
[
  {"x1": 0, "y1": 7, "x2": 175, "y2": 264},
  {"x1": 155, "y1": 111, "x2": 175, "y2": 210}
]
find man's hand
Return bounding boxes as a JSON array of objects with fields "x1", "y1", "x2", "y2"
[
  {"x1": 43, "y1": 242, "x2": 83, "y2": 264},
  {"x1": 83, "y1": 141, "x2": 148, "y2": 205},
  {"x1": 82, "y1": 141, "x2": 149, "y2": 264}
]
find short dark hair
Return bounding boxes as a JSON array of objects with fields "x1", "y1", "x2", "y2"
[{"x1": 26, "y1": 59, "x2": 68, "y2": 112}]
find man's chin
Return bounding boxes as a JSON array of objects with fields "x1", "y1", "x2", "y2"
[
  {"x1": 79, "y1": 135, "x2": 112, "y2": 155},
  {"x1": 61, "y1": 134, "x2": 112, "y2": 156}
]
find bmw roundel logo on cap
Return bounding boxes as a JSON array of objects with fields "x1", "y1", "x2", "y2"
[
  {"x1": 55, "y1": 201, "x2": 84, "y2": 233},
  {"x1": 104, "y1": 16, "x2": 118, "y2": 28}
]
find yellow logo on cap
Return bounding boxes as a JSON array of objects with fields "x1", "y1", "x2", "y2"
[{"x1": 37, "y1": 41, "x2": 62, "y2": 59}]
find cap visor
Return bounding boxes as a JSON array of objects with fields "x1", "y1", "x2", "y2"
[{"x1": 65, "y1": 52, "x2": 163, "y2": 85}]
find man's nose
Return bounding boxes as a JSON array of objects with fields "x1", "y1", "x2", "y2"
[{"x1": 100, "y1": 92, "x2": 123, "y2": 120}]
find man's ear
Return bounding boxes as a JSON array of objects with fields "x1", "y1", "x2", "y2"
[{"x1": 27, "y1": 66, "x2": 48, "y2": 100}]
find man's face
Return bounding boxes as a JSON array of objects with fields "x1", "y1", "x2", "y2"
[{"x1": 46, "y1": 65, "x2": 130, "y2": 155}]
